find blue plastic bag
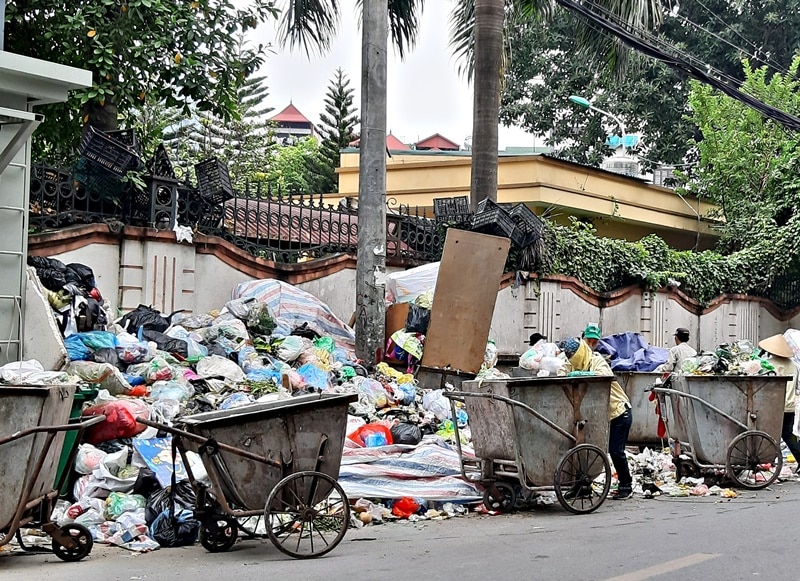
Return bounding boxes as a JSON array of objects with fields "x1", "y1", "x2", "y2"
[
  {"x1": 74, "y1": 331, "x2": 118, "y2": 351},
  {"x1": 64, "y1": 334, "x2": 91, "y2": 361},
  {"x1": 296, "y1": 363, "x2": 330, "y2": 391}
]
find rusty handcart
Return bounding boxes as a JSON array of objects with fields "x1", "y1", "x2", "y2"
[
  {"x1": 1, "y1": 385, "x2": 105, "y2": 561},
  {"x1": 444, "y1": 375, "x2": 614, "y2": 514},
  {"x1": 138, "y1": 392, "x2": 355, "y2": 559},
  {"x1": 651, "y1": 374, "x2": 790, "y2": 489}
]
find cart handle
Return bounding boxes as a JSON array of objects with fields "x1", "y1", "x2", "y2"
[
  {"x1": 444, "y1": 391, "x2": 577, "y2": 444},
  {"x1": 0, "y1": 415, "x2": 106, "y2": 447},
  {"x1": 136, "y1": 417, "x2": 282, "y2": 468},
  {"x1": 650, "y1": 387, "x2": 749, "y2": 431}
]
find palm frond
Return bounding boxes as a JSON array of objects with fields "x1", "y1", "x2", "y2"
[{"x1": 278, "y1": 0, "x2": 342, "y2": 56}]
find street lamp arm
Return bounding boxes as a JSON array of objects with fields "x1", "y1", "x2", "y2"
[{"x1": 586, "y1": 104, "x2": 627, "y2": 139}]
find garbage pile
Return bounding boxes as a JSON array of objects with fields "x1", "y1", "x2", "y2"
[
  {"x1": 13, "y1": 256, "x2": 484, "y2": 551},
  {"x1": 679, "y1": 340, "x2": 779, "y2": 375}
]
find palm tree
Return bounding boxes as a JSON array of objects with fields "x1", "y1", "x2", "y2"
[
  {"x1": 450, "y1": 0, "x2": 663, "y2": 209},
  {"x1": 279, "y1": 0, "x2": 424, "y2": 363}
]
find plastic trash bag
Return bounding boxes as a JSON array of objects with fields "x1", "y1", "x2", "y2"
[
  {"x1": 150, "y1": 380, "x2": 194, "y2": 402},
  {"x1": 224, "y1": 297, "x2": 255, "y2": 320},
  {"x1": 64, "y1": 334, "x2": 92, "y2": 361},
  {"x1": 127, "y1": 356, "x2": 174, "y2": 383},
  {"x1": 74, "y1": 331, "x2": 118, "y2": 351},
  {"x1": 116, "y1": 342, "x2": 150, "y2": 364},
  {"x1": 355, "y1": 377, "x2": 389, "y2": 408},
  {"x1": 105, "y1": 492, "x2": 147, "y2": 520},
  {"x1": 296, "y1": 362, "x2": 330, "y2": 391},
  {"x1": 141, "y1": 329, "x2": 188, "y2": 358},
  {"x1": 91, "y1": 347, "x2": 122, "y2": 369},
  {"x1": 422, "y1": 389, "x2": 451, "y2": 420},
  {"x1": 120, "y1": 305, "x2": 175, "y2": 334},
  {"x1": 83, "y1": 399, "x2": 150, "y2": 444},
  {"x1": 349, "y1": 423, "x2": 394, "y2": 447},
  {"x1": 276, "y1": 335, "x2": 306, "y2": 361},
  {"x1": 145, "y1": 480, "x2": 196, "y2": 524},
  {"x1": 220, "y1": 392, "x2": 255, "y2": 410},
  {"x1": 195, "y1": 354, "x2": 246, "y2": 382},
  {"x1": 165, "y1": 325, "x2": 208, "y2": 359},
  {"x1": 65, "y1": 361, "x2": 132, "y2": 395},
  {"x1": 149, "y1": 508, "x2": 199, "y2": 547},
  {"x1": 75, "y1": 443, "x2": 107, "y2": 474},
  {"x1": 313, "y1": 336, "x2": 336, "y2": 353},
  {"x1": 246, "y1": 302, "x2": 276, "y2": 336},
  {"x1": 483, "y1": 341, "x2": 499, "y2": 370},
  {"x1": 238, "y1": 345, "x2": 266, "y2": 373},
  {"x1": 404, "y1": 304, "x2": 431, "y2": 334},
  {"x1": 390, "y1": 422, "x2": 422, "y2": 445}
]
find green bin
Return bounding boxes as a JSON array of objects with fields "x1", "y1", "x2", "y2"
[{"x1": 55, "y1": 385, "x2": 98, "y2": 496}]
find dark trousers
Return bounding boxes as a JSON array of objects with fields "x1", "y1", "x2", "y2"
[
  {"x1": 609, "y1": 407, "x2": 633, "y2": 488},
  {"x1": 782, "y1": 412, "x2": 800, "y2": 462}
]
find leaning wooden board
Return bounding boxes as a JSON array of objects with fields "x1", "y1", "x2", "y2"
[{"x1": 421, "y1": 229, "x2": 510, "y2": 374}]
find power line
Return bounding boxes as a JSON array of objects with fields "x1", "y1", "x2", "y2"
[{"x1": 554, "y1": 0, "x2": 800, "y2": 132}]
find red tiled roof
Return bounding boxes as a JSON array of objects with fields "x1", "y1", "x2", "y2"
[
  {"x1": 269, "y1": 103, "x2": 312, "y2": 124},
  {"x1": 349, "y1": 133, "x2": 411, "y2": 150},
  {"x1": 414, "y1": 133, "x2": 459, "y2": 151}
]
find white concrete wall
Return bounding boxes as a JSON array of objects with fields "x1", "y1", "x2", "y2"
[{"x1": 40, "y1": 237, "x2": 799, "y2": 356}]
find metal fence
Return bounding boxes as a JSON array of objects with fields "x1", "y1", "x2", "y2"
[{"x1": 28, "y1": 161, "x2": 444, "y2": 264}]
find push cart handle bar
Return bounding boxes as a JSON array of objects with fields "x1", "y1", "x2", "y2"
[
  {"x1": 0, "y1": 414, "x2": 106, "y2": 447},
  {"x1": 650, "y1": 387, "x2": 748, "y2": 431},
  {"x1": 444, "y1": 391, "x2": 577, "y2": 444},
  {"x1": 136, "y1": 417, "x2": 282, "y2": 468}
]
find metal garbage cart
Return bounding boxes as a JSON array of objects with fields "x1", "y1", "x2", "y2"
[
  {"x1": 444, "y1": 376, "x2": 613, "y2": 515},
  {"x1": 0, "y1": 385, "x2": 104, "y2": 561},
  {"x1": 138, "y1": 392, "x2": 356, "y2": 559},
  {"x1": 652, "y1": 374, "x2": 789, "y2": 489},
  {"x1": 617, "y1": 372, "x2": 664, "y2": 448}
]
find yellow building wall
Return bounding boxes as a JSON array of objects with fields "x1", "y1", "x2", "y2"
[{"x1": 334, "y1": 151, "x2": 719, "y2": 250}]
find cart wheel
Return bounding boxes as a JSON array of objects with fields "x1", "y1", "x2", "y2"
[
  {"x1": 554, "y1": 444, "x2": 611, "y2": 515},
  {"x1": 482, "y1": 482, "x2": 517, "y2": 512},
  {"x1": 199, "y1": 515, "x2": 239, "y2": 553},
  {"x1": 726, "y1": 430, "x2": 782, "y2": 489},
  {"x1": 264, "y1": 471, "x2": 350, "y2": 559},
  {"x1": 52, "y1": 523, "x2": 93, "y2": 562}
]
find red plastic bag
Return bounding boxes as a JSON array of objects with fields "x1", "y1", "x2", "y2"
[
  {"x1": 348, "y1": 423, "x2": 394, "y2": 447},
  {"x1": 83, "y1": 399, "x2": 150, "y2": 444},
  {"x1": 391, "y1": 497, "x2": 420, "y2": 519}
]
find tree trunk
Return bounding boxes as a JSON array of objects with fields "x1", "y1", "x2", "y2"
[
  {"x1": 355, "y1": 0, "x2": 388, "y2": 364},
  {"x1": 469, "y1": 0, "x2": 504, "y2": 211}
]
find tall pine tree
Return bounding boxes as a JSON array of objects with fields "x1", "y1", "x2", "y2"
[{"x1": 317, "y1": 68, "x2": 359, "y2": 194}]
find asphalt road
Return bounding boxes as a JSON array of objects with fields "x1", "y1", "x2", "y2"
[{"x1": 3, "y1": 478, "x2": 799, "y2": 581}]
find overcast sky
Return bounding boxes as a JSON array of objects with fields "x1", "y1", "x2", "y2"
[{"x1": 251, "y1": 0, "x2": 532, "y2": 149}]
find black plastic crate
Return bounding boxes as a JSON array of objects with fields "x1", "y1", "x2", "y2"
[
  {"x1": 78, "y1": 126, "x2": 141, "y2": 176},
  {"x1": 471, "y1": 201, "x2": 527, "y2": 248},
  {"x1": 73, "y1": 157, "x2": 128, "y2": 199},
  {"x1": 146, "y1": 143, "x2": 177, "y2": 179},
  {"x1": 509, "y1": 203, "x2": 544, "y2": 244},
  {"x1": 476, "y1": 198, "x2": 514, "y2": 214},
  {"x1": 194, "y1": 157, "x2": 234, "y2": 205},
  {"x1": 433, "y1": 196, "x2": 473, "y2": 224},
  {"x1": 105, "y1": 128, "x2": 140, "y2": 152}
]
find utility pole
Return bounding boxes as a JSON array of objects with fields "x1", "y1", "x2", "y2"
[{"x1": 355, "y1": 0, "x2": 388, "y2": 364}]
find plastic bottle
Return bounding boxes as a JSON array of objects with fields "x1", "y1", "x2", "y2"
[{"x1": 364, "y1": 431, "x2": 388, "y2": 447}]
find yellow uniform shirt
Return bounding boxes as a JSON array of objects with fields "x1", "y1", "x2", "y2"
[{"x1": 560, "y1": 340, "x2": 630, "y2": 420}]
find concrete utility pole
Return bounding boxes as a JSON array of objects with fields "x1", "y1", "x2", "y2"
[{"x1": 355, "y1": 0, "x2": 388, "y2": 364}]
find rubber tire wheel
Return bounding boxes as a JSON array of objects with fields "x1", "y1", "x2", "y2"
[
  {"x1": 482, "y1": 482, "x2": 516, "y2": 513},
  {"x1": 264, "y1": 471, "x2": 350, "y2": 559},
  {"x1": 554, "y1": 444, "x2": 611, "y2": 515},
  {"x1": 52, "y1": 523, "x2": 93, "y2": 562},
  {"x1": 726, "y1": 430, "x2": 782, "y2": 489},
  {"x1": 199, "y1": 516, "x2": 239, "y2": 553}
]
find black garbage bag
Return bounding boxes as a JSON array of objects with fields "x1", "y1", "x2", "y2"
[
  {"x1": 145, "y1": 480, "x2": 196, "y2": 525},
  {"x1": 74, "y1": 297, "x2": 108, "y2": 332},
  {"x1": 390, "y1": 422, "x2": 423, "y2": 445},
  {"x1": 95, "y1": 438, "x2": 134, "y2": 456},
  {"x1": 142, "y1": 329, "x2": 188, "y2": 358},
  {"x1": 132, "y1": 467, "x2": 161, "y2": 498},
  {"x1": 120, "y1": 304, "x2": 178, "y2": 334},
  {"x1": 405, "y1": 304, "x2": 431, "y2": 334},
  {"x1": 37, "y1": 267, "x2": 68, "y2": 291},
  {"x1": 205, "y1": 342, "x2": 229, "y2": 358},
  {"x1": 28, "y1": 255, "x2": 66, "y2": 271},
  {"x1": 149, "y1": 508, "x2": 199, "y2": 547},
  {"x1": 291, "y1": 322, "x2": 321, "y2": 340},
  {"x1": 91, "y1": 347, "x2": 122, "y2": 369},
  {"x1": 65, "y1": 262, "x2": 96, "y2": 293}
]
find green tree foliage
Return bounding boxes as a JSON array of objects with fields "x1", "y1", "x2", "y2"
[
  {"x1": 317, "y1": 68, "x2": 360, "y2": 194},
  {"x1": 258, "y1": 138, "x2": 327, "y2": 197},
  {"x1": 681, "y1": 57, "x2": 800, "y2": 257},
  {"x1": 7, "y1": 0, "x2": 278, "y2": 160},
  {"x1": 500, "y1": 2, "x2": 800, "y2": 168}
]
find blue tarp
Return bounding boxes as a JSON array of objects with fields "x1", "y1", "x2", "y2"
[{"x1": 596, "y1": 332, "x2": 668, "y2": 372}]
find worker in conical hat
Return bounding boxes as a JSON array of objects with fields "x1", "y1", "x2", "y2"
[{"x1": 759, "y1": 334, "x2": 800, "y2": 471}]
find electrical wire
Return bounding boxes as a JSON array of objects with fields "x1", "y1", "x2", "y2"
[
  {"x1": 693, "y1": 0, "x2": 792, "y2": 77},
  {"x1": 554, "y1": 0, "x2": 800, "y2": 132}
]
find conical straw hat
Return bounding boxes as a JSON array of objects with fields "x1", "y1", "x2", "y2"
[{"x1": 758, "y1": 334, "x2": 793, "y2": 359}]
